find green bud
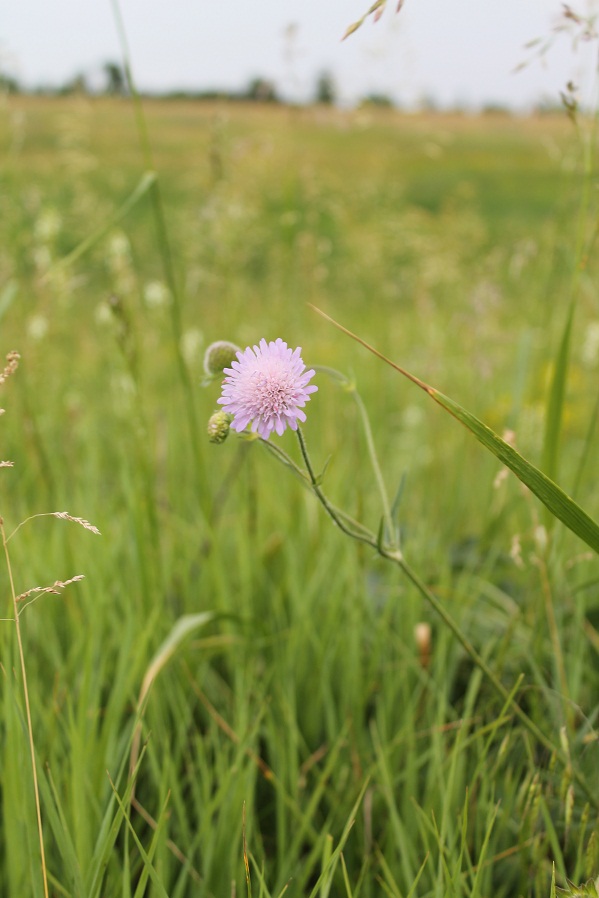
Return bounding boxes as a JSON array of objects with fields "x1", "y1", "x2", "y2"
[
  {"x1": 203, "y1": 340, "x2": 240, "y2": 377},
  {"x1": 207, "y1": 410, "x2": 233, "y2": 444}
]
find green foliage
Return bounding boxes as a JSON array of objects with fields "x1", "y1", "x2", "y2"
[{"x1": 0, "y1": 94, "x2": 598, "y2": 897}]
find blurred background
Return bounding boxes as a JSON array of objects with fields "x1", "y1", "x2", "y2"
[{"x1": 1, "y1": 0, "x2": 595, "y2": 111}]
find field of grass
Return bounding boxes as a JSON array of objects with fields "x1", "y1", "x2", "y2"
[{"x1": 0, "y1": 93, "x2": 598, "y2": 897}]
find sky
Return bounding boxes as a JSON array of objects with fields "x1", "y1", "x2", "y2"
[{"x1": 1, "y1": 0, "x2": 597, "y2": 110}]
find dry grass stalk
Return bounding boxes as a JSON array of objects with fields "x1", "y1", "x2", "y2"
[
  {"x1": 51, "y1": 512, "x2": 101, "y2": 535},
  {"x1": 0, "y1": 351, "x2": 20, "y2": 387},
  {"x1": 7, "y1": 512, "x2": 102, "y2": 542},
  {"x1": 16, "y1": 575, "x2": 85, "y2": 604}
]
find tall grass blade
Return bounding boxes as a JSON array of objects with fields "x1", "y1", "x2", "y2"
[
  {"x1": 248, "y1": 853, "x2": 290, "y2": 898},
  {"x1": 37, "y1": 766, "x2": 84, "y2": 896},
  {"x1": 311, "y1": 306, "x2": 599, "y2": 555},
  {"x1": 138, "y1": 612, "x2": 216, "y2": 710},
  {"x1": 107, "y1": 774, "x2": 170, "y2": 898},
  {"x1": 129, "y1": 612, "x2": 216, "y2": 793},
  {"x1": 339, "y1": 852, "x2": 355, "y2": 898},
  {"x1": 307, "y1": 780, "x2": 369, "y2": 898},
  {"x1": 85, "y1": 741, "x2": 148, "y2": 898},
  {"x1": 42, "y1": 172, "x2": 157, "y2": 282},
  {"x1": 470, "y1": 802, "x2": 499, "y2": 897},
  {"x1": 405, "y1": 853, "x2": 430, "y2": 898},
  {"x1": 110, "y1": 0, "x2": 205, "y2": 503}
]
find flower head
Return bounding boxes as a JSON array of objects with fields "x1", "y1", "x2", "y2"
[{"x1": 217, "y1": 338, "x2": 317, "y2": 439}]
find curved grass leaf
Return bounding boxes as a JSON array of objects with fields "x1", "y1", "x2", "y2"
[
  {"x1": 311, "y1": 305, "x2": 599, "y2": 556},
  {"x1": 42, "y1": 170, "x2": 157, "y2": 283},
  {"x1": 129, "y1": 612, "x2": 216, "y2": 786}
]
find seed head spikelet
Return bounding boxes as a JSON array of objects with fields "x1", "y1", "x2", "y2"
[
  {"x1": 0, "y1": 351, "x2": 20, "y2": 386},
  {"x1": 217, "y1": 338, "x2": 317, "y2": 439}
]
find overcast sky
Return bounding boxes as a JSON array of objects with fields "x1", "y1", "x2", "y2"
[{"x1": 1, "y1": 0, "x2": 597, "y2": 109}]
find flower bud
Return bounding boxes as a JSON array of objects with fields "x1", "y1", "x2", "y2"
[
  {"x1": 207, "y1": 410, "x2": 233, "y2": 444},
  {"x1": 414, "y1": 622, "x2": 432, "y2": 669},
  {"x1": 203, "y1": 340, "x2": 240, "y2": 377}
]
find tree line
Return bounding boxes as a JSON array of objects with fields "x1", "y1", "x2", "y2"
[{"x1": 0, "y1": 62, "x2": 401, "y2": 108}]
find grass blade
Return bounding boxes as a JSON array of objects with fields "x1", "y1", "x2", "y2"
[
  {"x1": 107, "y1": 773, "x2": 170, "y2": 898},
  {"x1": 129, "y1": 612, "x2": 216, "y2": 799},
  {"x1": 42, "y1": 171, "x2": 157, "y2": 282},
  {"x1": 307, "y1": 779, "x2": 370, "y2": 898},
  {"x1": 37, "y1": 765, "x2": 84, "y2": 896},
  {"x1": 85, "y1": 740, "x2": 148, "y2": 898},
  {"x1": 311, "y1": 306, "x2": 599, "y2": 555}
]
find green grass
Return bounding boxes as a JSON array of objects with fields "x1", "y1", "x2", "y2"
[{"x1": 0, "y1": 94, "x2": 598, "y2": 897}]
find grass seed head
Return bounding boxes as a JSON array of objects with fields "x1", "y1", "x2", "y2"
[
  {"x1": 52, "y1": 511, "x2": 101, "y2": 535},
  {"x1": 16, "y1": 575, "x2": 85, "y2": 604},
  {"x1": 0, "y1": 351, "x2": 20, "y2": 387}
]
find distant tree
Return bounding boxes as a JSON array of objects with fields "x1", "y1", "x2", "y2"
[
  {"x1": 315, "y1": 70, "x2": 336, "y2": 105},
  {"x1": 419, "y1": 93, "x2": 439, "y2": 113},
  {"x1": 103, "y1": 61, "x2": 127, "y2": 96},
  {"x1": 0, "y1": 72, "x2": 20, "y2": 94},
  {"x1": 359, "y1": 92, "x2": 395, "y2": 109},
  {"x1": 58, "y1": 73, "x2": 89, "y2": 96},
  {"x1": 481, "y1": 102, "x2": 510, "y2": 116},
  {"x1": 245, "y1": 77, "x2": 279, "y2": 103}
]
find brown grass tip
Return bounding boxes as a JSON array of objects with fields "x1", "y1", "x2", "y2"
[
  {"x1": 16, "y1": 574, "x2": 85, "y2": 603},
  {"x1": 52, "y1": 511, "x2": 101, "y2": 535},
  {"x1": 0, "y1": 351, "x2": 20, "y2": 387}
]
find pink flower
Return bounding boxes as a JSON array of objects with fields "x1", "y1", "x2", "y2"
[{"x1": 217, "y1": 338, "x2": 317, "y2": 439}]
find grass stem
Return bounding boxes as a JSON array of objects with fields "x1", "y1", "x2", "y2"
[
  {"x1": 1, "y1": 516, "x2": 49, "y2": 898},
  {"x1": 109, "y1": 0, "x2": 204, "y2": 502}
]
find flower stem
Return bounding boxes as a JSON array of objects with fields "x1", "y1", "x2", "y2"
[
  {"x1": 296, "y1": 428, "x2": 378, "y2": 550},
  {"x1": 260, "y1": 436, "x2": 374, "y2": 541},
  {"x1": 1, "y1": 516, "x2": 49, "y2": 898},
  {"x1": 313, "y1": 366, "x2": 396, "y2": 547},
  {"x1": 350, "y1": 388, "x2": 396, "y2": 548}
]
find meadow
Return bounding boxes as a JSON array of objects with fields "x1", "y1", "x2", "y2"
[{"x1": 0, "y1": 93, "x2": 598, "y2": 897}]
